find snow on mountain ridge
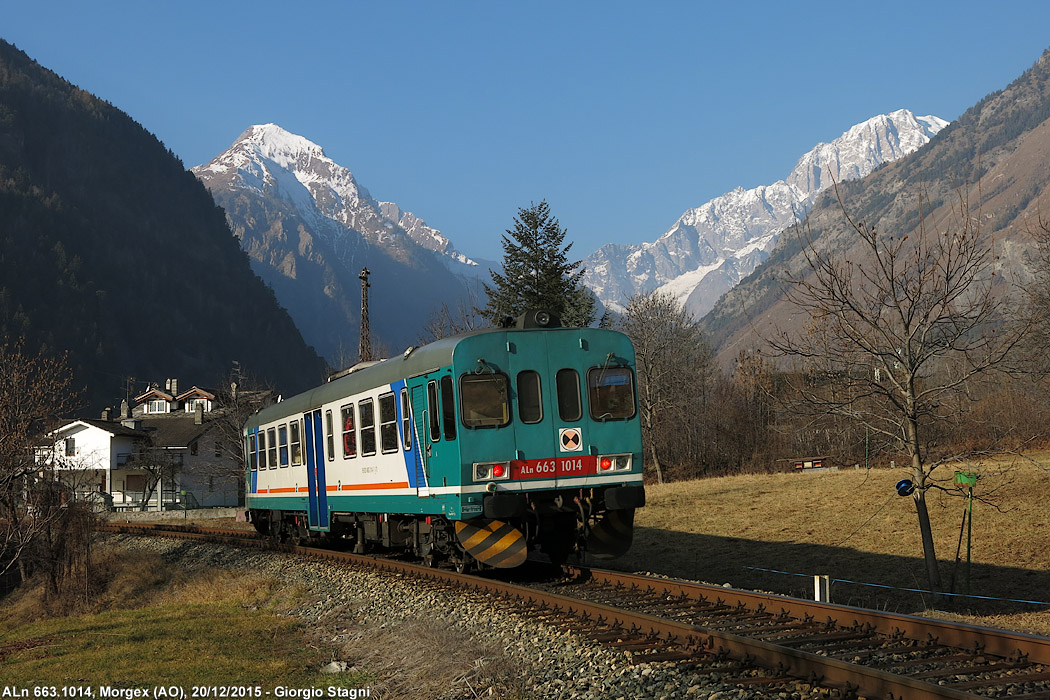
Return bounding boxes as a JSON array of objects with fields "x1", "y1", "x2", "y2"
[
  {"x1": 193, "y1": 124, "x2": 480, "y2": 270},
  {"x1": 584, "y1": 109, "x2": 948, "y2": 316}
]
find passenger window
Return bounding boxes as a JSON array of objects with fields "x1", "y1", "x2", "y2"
[
  {"x1": 460, "y1": 373, "x2": 511, "y2": 428},
  {"x1": 278, "y1": 424, "x2": 289, "y2": 467},
  {"x1": 266, "y1": 427, "x2": 277, "y2": 469},
  {"x1": 290, "y1": 420, "x2": 302, "y2": 466},
  {"x1": 587, "y1": 367, "x2": 637, "y2": 420},
  {"x1": 325, "y1": 410, "x2": 335, "y2": 461},
  {"x1": 379, "y1": 393, "x2": 397, "y2": 453},
  {"x1": 556, "y1": 369, "x2": 582, "y2": 421},
  {"x1": 257, "y1": 431, "x2": 266, "y2": 470},
  {"x1": 428, "y1": 381, "x2": 440, "y2": 442},
  {"x1": 400, "y1": 388, "x2": 412, "y2": 450},
  {"x1": 248, "y1": 433, "x2": 257, "y2": 471},
  {"x1": 440, "y1": 375, "x2": 457, "y2": 441},
  {"x1": 360, "y1": 399, "x2": 376, "y2": 456},
  {"x1": 516, "y1": 371, "x2": 542, "y2": 424},
  {"x1": 341, "y1": 403, "x2": 356, "y2": 458}
]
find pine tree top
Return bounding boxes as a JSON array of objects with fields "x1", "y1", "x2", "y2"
[{"x1": 483, "y1": 200, "x2": 595, "y2": 327}]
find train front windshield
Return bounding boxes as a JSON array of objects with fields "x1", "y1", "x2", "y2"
[
  {"x1": 460, "y1": 373, "x2": 511, "y2": 428},
  {"x1": 587, "y1": 367, "x2": 636, "y2": 420}
]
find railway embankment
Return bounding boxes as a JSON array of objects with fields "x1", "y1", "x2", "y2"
[{"x1": 101, "y1": 535, "x2": 787, "y2": 700}]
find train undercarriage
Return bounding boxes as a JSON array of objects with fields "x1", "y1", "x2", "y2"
[{"x1": 249, "y1": 485, "x2": 644, "y2": 572}]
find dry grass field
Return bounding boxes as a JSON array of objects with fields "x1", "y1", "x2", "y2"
[{"x1": 610, "y1": 453, "x2": 1050, "y2": 635}]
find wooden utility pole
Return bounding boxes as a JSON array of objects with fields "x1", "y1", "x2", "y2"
[{"x1": 358, "y1": 267, "x2": 373, "y2": 362}]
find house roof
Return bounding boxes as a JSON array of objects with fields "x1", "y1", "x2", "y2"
[
  {"x1": 138, "y1": 414, "x2": 213, "y2": 448},
  {"x1": 57, "y1": 419, "x2": 145, "y2": 438},
  {"x1": 175, "y1": 386, "x2": 216, "y2": 402},
  {"x1": 135, "y1": 387, "x2": 174, "y2": 402}
]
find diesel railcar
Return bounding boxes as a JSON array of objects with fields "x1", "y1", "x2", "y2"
[{"x1": 244, "y1": 310, "x2": 645, "y2": 570}]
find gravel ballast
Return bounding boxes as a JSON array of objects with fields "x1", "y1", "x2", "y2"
[{"x1": 107, "y1": 535, "x2": 825, "y2": 700}]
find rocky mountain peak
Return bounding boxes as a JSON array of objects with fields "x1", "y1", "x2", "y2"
[
  {"x1": 191, "y1": 124, "x2": 485, "y2": 361},
  {"x1": 583, "y1": 109, "x2": 948, "y2": 316}
]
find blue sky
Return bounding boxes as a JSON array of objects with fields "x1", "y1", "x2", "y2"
[{"x1": 3, "y1": 2, "x2": 1049, "y2": 261}]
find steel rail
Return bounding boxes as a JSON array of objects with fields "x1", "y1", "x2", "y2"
[
  {"x1": 570, "y1": 566, "x2": 1050, "y2": 666},
  {"x1": 100, "y1": 523, "x2": 993, "y2": 699}
]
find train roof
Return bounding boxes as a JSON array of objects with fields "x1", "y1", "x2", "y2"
[{"x1": 246, "y1": 324, "x2": 632, "y2": 431}]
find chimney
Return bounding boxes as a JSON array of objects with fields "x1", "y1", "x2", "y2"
[
  {"x1": 121, "y1": 417, "x2": 141, "y2": 430},
  {"x1": 120, "y1": 399, "x2": 130, "y2": 419},
  {"x1": 231, "y1": 381, "x2": 238, "y2": 403},
  {"x1": 101, "y1": 407, "x2": 112, "y2": 421},
  {"x1": 194, "y1": 403, "x2": 204, "y2": 425},
  {"x1": 169, "y1": 378, "x2": 179, "y2": 396}
]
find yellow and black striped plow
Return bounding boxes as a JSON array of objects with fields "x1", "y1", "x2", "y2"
[
  {"x1": 453, "y1": 519, "x2": 527, "y2": 569},
  {"x1": 586, "y1": 508, "x2": 635, "y2": 559}
]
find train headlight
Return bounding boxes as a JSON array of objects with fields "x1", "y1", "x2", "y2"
[
  {"x1": 599, "y1": 454, "x2": 632, "y2": 472},
  {"x1": 474, "y1": 461, "x2": 511, "y2": 481}
]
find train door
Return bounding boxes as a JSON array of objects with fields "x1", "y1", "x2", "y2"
[
  {"x1": 508, "y1": 335, "x2": 559, "y2": 467},
  {"x1": 303, "y1": 408, "x2": 330, "y2": 530},
  {"x1": 409, "y1": 384, "x2": 430, "y2": 497},
  {"x1": 546, "y1": 335, "x2": 592, "y2": 488}
]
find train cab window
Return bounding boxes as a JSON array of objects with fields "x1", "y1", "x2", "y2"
[
  {"x1": 427, "y1": 381, "x2": 440, "y2": 442},
  {"x1": 248, "y1": 433, "x2": 257, "y2": 471},
  {"x1": 341, "y1": 403, "x2": 356, "y2": 458},
  {"x1": 379, "y1": 393, "x2": 398, "y2": 453},
  {"x1": 556, "y1": 369, "x2": 582, "y2": 422},
  {"x1": 400, "y1": 388, "x2": 412, "y2": 451},
  {"x1": 278, "y1": 424, "x2": 289, "y2": 467},
  {"x1": 266, "y1": 427, "x2": 277, "y2": 469},
  {"x1": 325, "y1": 410, "x2": 335, "y2": 461},
  {"x1": 440, "y1": 375, "x2": 457, "y2": 441},
  {"x1": 587, "y1": 367, "x2": 637, "y2": 420},
  {"x1": 460, "y1": 373, "x2": 510, "y2": 428},
  {"x1": 290, "y1": 420, "x2": 302, "y2": 466},
  {"x1": 360, "y1": 399, "x2": 377, "y2": 456},
  {"x1": 516, "y1": 371, "x2": 543, "y2": 424}
]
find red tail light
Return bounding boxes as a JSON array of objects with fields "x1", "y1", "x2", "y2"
[
  {"x1": 600, "y1": 457, "x2": 613, "y2": 470},
  {"x1": 492, "y1": 463, "x2": 505, "y2": 478}
]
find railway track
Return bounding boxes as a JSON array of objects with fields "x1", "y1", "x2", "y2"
[{"x1": 99, "y1": 522, "x2": 1050, "y2": 699}]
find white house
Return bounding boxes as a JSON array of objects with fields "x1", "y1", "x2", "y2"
[{"x1": 46, "y1": 379, "x2": 244, "y2": 510}]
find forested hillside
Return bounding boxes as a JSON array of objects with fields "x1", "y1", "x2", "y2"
[{"x1": 0, "y1": 40, "x2": 326, "y2": 408}]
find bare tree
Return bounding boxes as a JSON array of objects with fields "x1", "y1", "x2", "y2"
[
  {"x1": 0, "y1": 340, "x2": 81, "y2": 584},
  {"x1": 132, "y1": 439, "x2": 182, "y2": 511},
  {"x1": 769, "y1": 187, "x2": 1029, "y2": 592},
  {"x1": 618, "y1": 291, "x2": 712, "y2": 484},
  {"x1": 209, "y1": 369, "x2": 276, "y2": 505},
  {"x1": 418, "y1": 284, "x2": 489, "y2": 344},
  {"x1": 1022, "y1": 214, "x2": 1050, "y2": 374}
]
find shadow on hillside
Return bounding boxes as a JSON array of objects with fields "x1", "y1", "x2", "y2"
[{"x1": 601, "y1": 526, "x2": 1050, "y2": 616}]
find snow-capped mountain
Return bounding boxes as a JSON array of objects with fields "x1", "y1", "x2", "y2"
[
  {"x1": 192, "y1": 124, "x2": 487, "y2": 361},
  {"x1": 194, "y1": 124, "x2": 482, "y2": 273},
  {"x1": 583, "y1": 109, "x2": 949, "y2": 317}
]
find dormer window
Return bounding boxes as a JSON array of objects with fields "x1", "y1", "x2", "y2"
[
  {"x1": 186, "y1": 398, "x2": 211, "y2": 413},
  {"x1": 148, "y1": 400, "x2": 169, "y2": 414}
]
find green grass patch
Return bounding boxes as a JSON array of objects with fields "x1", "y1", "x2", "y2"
[
  {"x1": 0, "y1": 547, "x2": 372, "y2": 690},
  {"x1": 1, "y1": 600, "x2": 371, "y2": 688}
]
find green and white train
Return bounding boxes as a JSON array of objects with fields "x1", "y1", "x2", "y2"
[{"x1": 244, "y1": 310, "x2": 645, "y2": 570}]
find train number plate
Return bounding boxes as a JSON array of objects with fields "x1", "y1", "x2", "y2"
[{"x1": 510, "y1": 456, "x2": 597, "y2": 479}]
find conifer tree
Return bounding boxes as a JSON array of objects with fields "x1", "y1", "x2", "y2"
[{"x1": 483, "y1": 200, "x2": 596, "y2": 326}]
